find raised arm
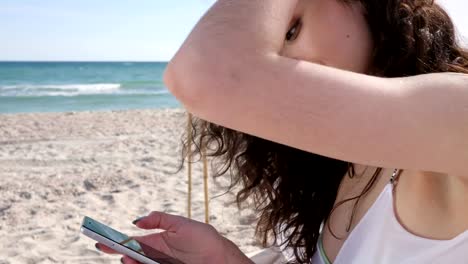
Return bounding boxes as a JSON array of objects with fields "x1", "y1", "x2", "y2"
[{"x1": 164, "y1": 0, "x2": 468, "y2": 176}]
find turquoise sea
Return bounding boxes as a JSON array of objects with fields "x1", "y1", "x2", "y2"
[{"x1": 0, "y1": 62, "x2": 181, "y2": 114}]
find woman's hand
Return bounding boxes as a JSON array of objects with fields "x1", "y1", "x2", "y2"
[{"x1": 96, "y1": 211, "x2": 253, "y2": 264}]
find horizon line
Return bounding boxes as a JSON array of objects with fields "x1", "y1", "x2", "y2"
[{"x1": 0, "y1": 60, "x2": 170, "y2": 63}]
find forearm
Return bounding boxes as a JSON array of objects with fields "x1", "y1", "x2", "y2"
[
  {"x1": 176, "y1": 0, "x2": 297, "y2": 56},
  {"x1": 165, "y1": 0, "x2": 298, "y2": 103},
  {"x1": 219, "y1": 237, "x2": 254, "y2": 264}
]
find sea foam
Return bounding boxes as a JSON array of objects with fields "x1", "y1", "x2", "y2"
[{"x1": 0, "y1": 83, "x2": 122, "y2": 96}]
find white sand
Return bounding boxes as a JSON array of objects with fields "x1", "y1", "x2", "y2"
[{"x1": 0, "y1": 109, "x2": 262, "y2": 264}]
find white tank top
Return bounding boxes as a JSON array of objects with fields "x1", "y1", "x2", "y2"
[{"x1": 310, "y1": 183, "x2": 468, "y2": 264}]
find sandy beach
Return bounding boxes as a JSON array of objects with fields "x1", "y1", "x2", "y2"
[{"x1": 0, "y1": 108, "x2": 262, "y2": 264}]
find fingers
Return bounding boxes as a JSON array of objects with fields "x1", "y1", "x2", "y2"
[
  {"x1": 121, "y1": 255, "x2": 142, "y2": 264},
  {"x1": 132, "y1": 232, "x2": 172, "y2": 253},
  {"x1": 95, "y1": 243, "x2": 119, "y2": 254},
  {"x1": 133, "y1": 211, "x2": 188, "y2": 231},
  {"x1": 96, "y1": 243, "x2": 144, "y2": 264}
]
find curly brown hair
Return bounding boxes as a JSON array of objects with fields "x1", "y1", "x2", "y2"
[{"x1": 177, "y1": 0, "x2": 468, "y2": 263}]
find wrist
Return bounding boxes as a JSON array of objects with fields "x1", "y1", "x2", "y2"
[{"x1": 213, "y1": 237, "x2": 253, "y2": 264}]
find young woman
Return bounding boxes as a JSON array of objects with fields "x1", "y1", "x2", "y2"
[{"x1": 99, "y1": 0, "x2": 468, "y2": 263}]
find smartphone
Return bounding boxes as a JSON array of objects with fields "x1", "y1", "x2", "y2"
[{"x1": 80, "y1": 216, "x2": 185, "y2": 264}]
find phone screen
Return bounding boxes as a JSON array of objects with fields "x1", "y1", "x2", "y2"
[{"x1": 82, "y1": 217, "x2": 184, "y2": 264}]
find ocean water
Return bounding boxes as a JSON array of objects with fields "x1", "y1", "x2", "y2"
[{"x1": 0, "y1": 62, "x2": 182, "y2": 114}]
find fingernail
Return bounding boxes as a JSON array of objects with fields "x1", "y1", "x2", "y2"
[
  {"x1": 95, "y1": 244, "x2": 101, "y2": 251},
  {"x1": 132, "y1": 216, "x2": 146, "y2": 225}
]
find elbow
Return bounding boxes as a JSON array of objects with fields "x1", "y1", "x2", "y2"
[
  {"x1": 163, "y1": 62, "x2": 185, "y2": 104},
  {"x1": 163, "y1": 56, "x2": 205, "y2": 113},
  {"x1": 164, "y1": 48, "x2": 237, "y2": 116}
]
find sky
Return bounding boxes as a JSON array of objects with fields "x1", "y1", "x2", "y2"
[{"x1": 1, "y1": 0, "x2": 467, "y2": 61}]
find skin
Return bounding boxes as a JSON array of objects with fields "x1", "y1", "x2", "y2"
[
  {"x1": 101, "y1": 0, "x2": 468, "y2": 263},
  {"x1": 166, "y1": 0, "x2": 468, "y2": 176},
  {"x1": 280, "y1": 0, "x2": 373, "y2": 72},
  {"x1": 278, "y1": 1, "x2": 468, "y2": 260}
]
